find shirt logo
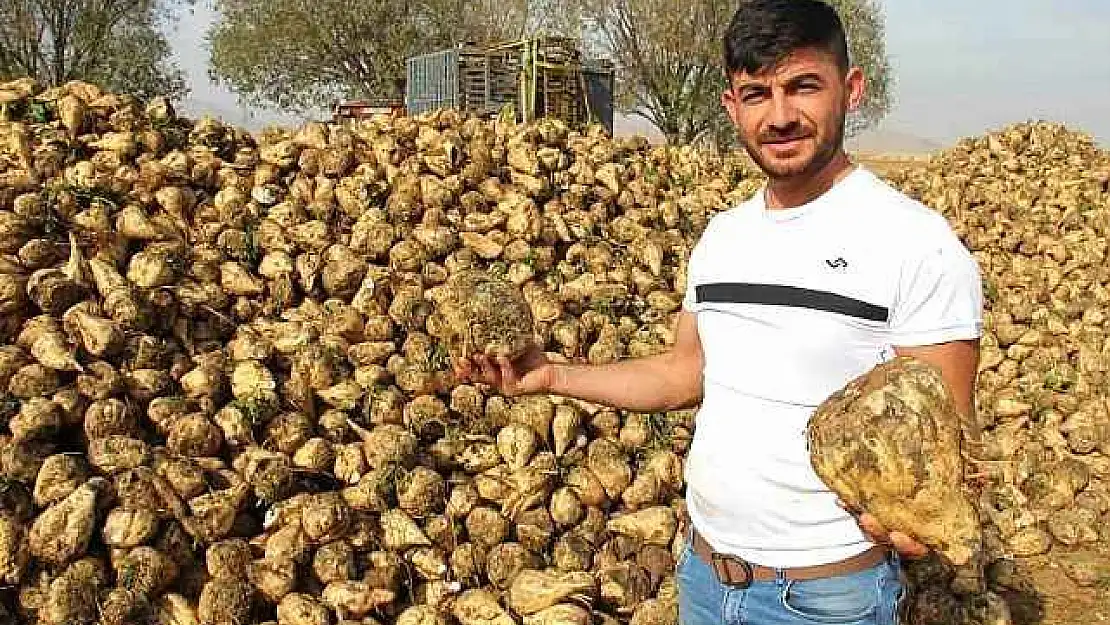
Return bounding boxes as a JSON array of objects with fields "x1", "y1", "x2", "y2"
[{"x1": 825, "y1": 257, "x2": 848, "y2": 270}]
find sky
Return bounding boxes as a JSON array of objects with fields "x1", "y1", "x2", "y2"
[
  {"x1": 168, "y1": 0, "x2": 1110, "y2": 151},
  {"x1": 872, "y1": 0, "x2": 1110, "y2": 149}
]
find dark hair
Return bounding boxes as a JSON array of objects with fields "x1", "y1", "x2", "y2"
[{"x1": 723, "y1": 0, "x2": 850, "y2": 77}]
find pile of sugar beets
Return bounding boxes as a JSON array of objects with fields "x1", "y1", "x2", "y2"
[
  {"x1": 888, "y1": 124, "x2": 1110, "y2": 625},
  {"x1": 0, "y1": 77, "x2": 758, "y2": 625},
  {"x1": 1, "y1": 75, "x2": 1108, "y2": 625}
]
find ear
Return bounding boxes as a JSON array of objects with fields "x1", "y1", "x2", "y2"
[{"x1": 845, "y1": 66, "x2": 866, "y2": 112}]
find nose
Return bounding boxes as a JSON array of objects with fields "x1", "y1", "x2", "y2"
[{"x1": 767, "y1": 91, "x2": 800, "y2": 132}]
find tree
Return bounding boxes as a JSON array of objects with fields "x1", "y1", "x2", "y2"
[
  {"x1": 828, "y1": 0, "x2": 892, "y2": 136},
  {"x1": 582, "y1": 0, "x2": 893, "y2": 146},
  {"x1": 207, "y1": 0, "x2": 583, "y2": 112},
  {"x1": 0, "y1": 0, "x2": 188, "y2": 99}
]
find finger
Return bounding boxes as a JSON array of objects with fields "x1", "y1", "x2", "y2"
[
  {"x1": 453, "y1": 357, "x2": 473, "y2": 380},
  {"x1": 475, "y1": 356, "x2": 500, "y2": 386},
  {"x1": 451, "y1": 364, "x2": 469, "y2": 384},
  {"x1": 495, "y1": 356, "x2": 518, "y2": 389},
  {"x1": 889, "y1": 532, "x2": 930, "y2": 560},
  {"x1": 856, "y1": 514, "x2": 892, "y2": 545},
  {"x1": 837, "y1": 500, "x2": 876, "y2": 540},
  {"x1": 856, "y1": 512, "x2": 886, "y2": 534},
  {"x1": 836, "y1": 499, "x2": 863, "y2": 516}
]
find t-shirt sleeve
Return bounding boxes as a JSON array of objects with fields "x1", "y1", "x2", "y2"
[
  {"x1": 888, "y1": 229, "x2": 984, "y2": 346},
  {"x1": 682, "y1": 230, "x2": 709, "y2": 314}
]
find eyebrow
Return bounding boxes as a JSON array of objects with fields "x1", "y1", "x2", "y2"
[
  {"x1": 784, "y1": 72, "x2": 825, "y2": 85},
  {"x1": 733, "y1": 70, "x2": 827, "y2": 94}
]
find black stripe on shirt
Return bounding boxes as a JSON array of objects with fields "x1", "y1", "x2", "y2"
[{"x1": 695, "y1": 283, "x2": 889, "y2": 323}]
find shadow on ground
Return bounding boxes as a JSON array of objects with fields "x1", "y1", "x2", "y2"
[{"x1": 903, "y1": 554, "x2": 1046, "y2": 625}]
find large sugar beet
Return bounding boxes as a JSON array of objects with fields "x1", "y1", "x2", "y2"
[
  {"x1": 807, "y1": 356, "x2": 981, "y2": 566},
  {"x1": 430, "y1": 270, "x2": 536, "y2": 361}
]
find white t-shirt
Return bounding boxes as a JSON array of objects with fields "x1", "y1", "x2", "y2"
[{"x1": 681, "y1": 166, "x2": 983, "y2": 568}]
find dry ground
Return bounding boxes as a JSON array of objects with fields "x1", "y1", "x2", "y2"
[{"x1": 853, "y1": 152, "x2": 933, "y2": 177}]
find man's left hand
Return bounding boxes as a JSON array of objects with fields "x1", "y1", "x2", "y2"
[{"x1": 839, "y1": 500, "x2": 930, "y2": 560}]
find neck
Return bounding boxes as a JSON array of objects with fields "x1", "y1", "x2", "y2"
[{"x1": 765, "y1": 150, "x2": 855, "y2": 209}]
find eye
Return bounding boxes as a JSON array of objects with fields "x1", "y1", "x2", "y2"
[{"x1": 740, "y1": 89, "x2": 767, "y2": 104}]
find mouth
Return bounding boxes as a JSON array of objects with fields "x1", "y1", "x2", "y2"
[{"x1": 761, "y1": 135, "x2": 811, "y2": 154}]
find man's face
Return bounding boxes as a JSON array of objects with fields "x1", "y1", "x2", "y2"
[{"x1": 721, "y1": 47, "x2": 865, "y2": 181}]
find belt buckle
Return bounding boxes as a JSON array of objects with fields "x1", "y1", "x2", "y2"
[{"x1": 710, "y1": 552, "x2": 754, "y2": 588}]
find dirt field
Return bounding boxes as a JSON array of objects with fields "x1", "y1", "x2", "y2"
[{"x1": 854, "y1": 152, "x2": 933, "y2": 176}]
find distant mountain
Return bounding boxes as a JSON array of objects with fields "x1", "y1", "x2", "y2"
[{"x1": 846, "y1": 128, "x2": 942, "y2": 156}]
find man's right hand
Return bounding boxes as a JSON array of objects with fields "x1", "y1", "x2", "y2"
[
  {"x1": 453, "y1": 343, "x2": 556, "y2": 397},
  {"x1": 453, "y1": 312, "x2": 703, "y2": 412}
]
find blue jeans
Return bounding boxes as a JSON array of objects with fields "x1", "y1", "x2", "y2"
[{"x1": 676, "y1": 539, "x2": 907, "y2": 625}]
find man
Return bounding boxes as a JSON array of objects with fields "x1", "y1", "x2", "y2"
[{"x1": 454, "y1": 0, "x2": 983, "y2": 623}]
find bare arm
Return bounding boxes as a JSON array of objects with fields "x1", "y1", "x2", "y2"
[
  {"x1": 454, "y1": 311, "x2": 704, "y2": 413},
  {"x1": 894, "y1": 338, "x2": 982, "y2": 440},
  {"x1": 547, "y1": 311, "x2": 704, "y2": 412}
]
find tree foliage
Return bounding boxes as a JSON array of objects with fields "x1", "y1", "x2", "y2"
[
  {"x1": 207, "y1": 0, "x2": 583, "y2": 112},
  {"x1": 581, "y1": 0, "x2": 731, "y2": 145},
  {"x1": 828, "y1": 0, "x2": 892, "y2": 136},
  {"x1": 583, "y1": 0, "x2": 893, "y2": 146},
  {"x1": 0, "y1": 0, "x2": 188, "y2": 99}
]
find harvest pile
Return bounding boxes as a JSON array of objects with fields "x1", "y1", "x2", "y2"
[
  {"x1": 888, "y1": 123, "x2": 1110, "y2": 624},
  {"x1": 0, "y1": 77, "x2": 761, "y2": 625}
]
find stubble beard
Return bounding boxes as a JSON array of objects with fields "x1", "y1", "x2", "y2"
[{"x1": 741, "y1": 110, "x2": 847, "y2": 183}]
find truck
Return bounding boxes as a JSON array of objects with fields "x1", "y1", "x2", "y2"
[{"x1": 331, "y1": 98, "x2": 404, "y2": 123}]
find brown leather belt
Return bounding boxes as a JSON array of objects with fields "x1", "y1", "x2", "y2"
[{"x1": 690, "y1": 529, "x2": 891, "y2": 588}]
